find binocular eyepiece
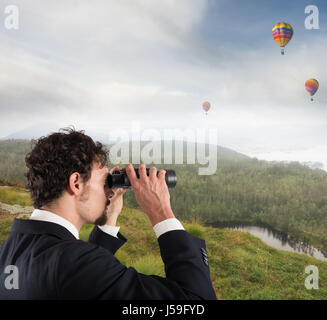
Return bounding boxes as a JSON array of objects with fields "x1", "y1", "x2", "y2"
[{"x1": 107, "y1": 167, "x2": 177, "y2": 189}]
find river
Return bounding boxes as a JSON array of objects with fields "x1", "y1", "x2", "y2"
[{"x1": 208, "y1": 221, "x2": 327, "y2": 262}]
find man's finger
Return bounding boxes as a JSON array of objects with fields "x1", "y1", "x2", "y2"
[
  {"x1": 149, "y1": 166, "x2": 157, "y2": 180},
  {"x1": 158, "y1": 170, "x2": 166, "y2": 181},
  {"x1": 115, "y1": 188, "x2": 127, "y2": 195},
  {"x1": 125, "y1": 163, "x2": 138, "y2": 187},
  {"x1": 109, "y1": 165, "x2": 119, "y2": 174},
  {"x1": 138, "y1": 163, "x2": 147, "y2": 181},
  {"x1": 112, "y1": 187, "x2": 125, "y2": 194}
]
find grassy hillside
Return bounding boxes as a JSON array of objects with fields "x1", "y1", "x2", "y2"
[
  {"x1": 0, "y1": 186, "x2": 32, "y2": 206},
  {"x1": 1, "y1": 205, "x2": 326, "y2": 299},
  {"x1": 0, "y1": 140, "x2": 31, "y2": 186}
]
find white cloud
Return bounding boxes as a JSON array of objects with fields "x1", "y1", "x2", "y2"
[
  {"x1": 1, "y1": 0, "x2": 327, "y2": 167},
  {"x1": 11, "y1": 0, "x2": 207, "y2": 51}
]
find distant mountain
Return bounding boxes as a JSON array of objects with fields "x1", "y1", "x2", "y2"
[
  {"x1": 1, "y1": 122, "x2": 61, "y2": 140},
  {"x1": 1, "y1": 123, "x2": 116, "y2": 145}
]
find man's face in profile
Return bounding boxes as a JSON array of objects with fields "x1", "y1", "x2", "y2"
[{"x1": 78, "y1": 161, "x2": 114, "y2": 226}]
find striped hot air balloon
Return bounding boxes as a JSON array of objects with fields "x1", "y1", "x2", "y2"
[
  {"x1": 202, "y1": 101, "x2": 210, "y2": 115},
  {"x1": 272, "y1": 22, "x2": 293, "y2": 55},
  {"x1": 305, "y1": 79, "x2": 319, "y2": 101}
]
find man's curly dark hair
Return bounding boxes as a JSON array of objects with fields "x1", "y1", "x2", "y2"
[{"x1": 25, "y1": 127, "x2": 108, "y2": 209}]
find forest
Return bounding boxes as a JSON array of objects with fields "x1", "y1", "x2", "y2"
[{"x1": 1, "y1": 139, "x2": 327, "y2": 252}]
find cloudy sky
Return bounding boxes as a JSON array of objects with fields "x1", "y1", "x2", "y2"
[{"x1": 1, "y1": 0, "x2": 327, "y2": 166}]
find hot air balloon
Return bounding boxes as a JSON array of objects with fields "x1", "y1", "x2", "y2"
[
  {"x1": 272, "y1": 22, "x2": 293, "y2": 55},
  {"x1": 202, "y1": 101, "x2": 210, "y2": 115},
  {"x1": 305, "y1": 79, "x2": 319, "y2": 101}
]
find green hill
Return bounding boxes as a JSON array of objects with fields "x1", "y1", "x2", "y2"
[
  {"x1": 0, "y1": 207, "x2": 326, "y2": 299},
  {"x1": 0, "y1": 139, "x2": 31, "y2": 187},
  {"x1": 1, "y1": 139, "x2": 327, "y2": 254}
]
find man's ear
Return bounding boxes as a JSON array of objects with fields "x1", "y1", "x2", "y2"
[{"x1": 67, "y1": 172, "x2": 83, "y2": 195}]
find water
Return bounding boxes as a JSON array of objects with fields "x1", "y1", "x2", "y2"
[{"x1": 208, "y1": 222, "x2": 327, "y2": 262}]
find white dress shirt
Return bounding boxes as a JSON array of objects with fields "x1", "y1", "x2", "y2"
[{"x1": 30, "y1": 209, "x2": 184, "y2": 239}]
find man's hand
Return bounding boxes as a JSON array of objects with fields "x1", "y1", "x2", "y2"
[
  {"x1": 125, "y1": 163, "x2": 175, "y2": 227},
  {"x1": 105, "y1": 166, "x2": 127, "y2": 226}
]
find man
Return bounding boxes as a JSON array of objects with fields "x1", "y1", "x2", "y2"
[{"x1": 0, "y1": 128, "x2": 216, "y2": 300}]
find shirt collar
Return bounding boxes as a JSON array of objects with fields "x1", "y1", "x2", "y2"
[{"x1": 30, "y1": 209, "x2": 80, "y2": 240}]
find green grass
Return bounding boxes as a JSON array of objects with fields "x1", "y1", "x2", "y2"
[
  {"x1": 205, "y1": 227, "x2": 327, "y2": 299},
  {"x1": 184, "y1": 221, "x2": 206, "y2": 239},
  {"x1": 0, "y1": 217, "x2": 14, "y2": 243},
  {"x1": 0, "y1": 186, "x2": 32, "y2": 206},
  {"x1": 131, "y1": 254, "x2": 165, "y2": 277}
]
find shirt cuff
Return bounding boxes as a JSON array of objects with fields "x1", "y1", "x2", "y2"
[
  {"x1": 97, "y1": 225, "x2": 120, "y2": 238},
  {"x1": 153, "y1": 218, "x2": 185, "y2": 238}
]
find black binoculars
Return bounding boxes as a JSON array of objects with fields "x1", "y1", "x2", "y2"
[{"x1": 107, "y1": 167, "x2": 177, "y2": 189}]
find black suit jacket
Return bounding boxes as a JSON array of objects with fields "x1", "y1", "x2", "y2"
[{"x1": 0, "y1": 218, "x2": 217, "y2": 300}]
